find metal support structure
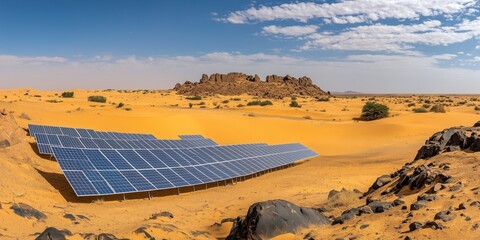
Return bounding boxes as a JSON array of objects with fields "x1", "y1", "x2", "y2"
[
  {"x1": 123, "y1": 194, "x2": 126, "y2": 201},
  {"x1": 148, "y1": 191, "x2": 152, "y2": 200},
  {"x1": 177, "y1": 188, "x2": 180, "y2": 195}
]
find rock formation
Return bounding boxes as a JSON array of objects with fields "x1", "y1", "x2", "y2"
[{"x1": 173, "y1": 73, "x2": 328, "y2": 99}]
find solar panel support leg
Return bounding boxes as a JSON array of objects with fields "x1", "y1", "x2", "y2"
[
  {"x1": 148, "y1": 191, "x2": 151, "y2": 200},
  {"x1": 205, "y1": 184, "x2": 207, "y2": 190},
  {"x1": 193, "y1": 186, "x2": 196, "y2": 192},
  {"x1": 177, "y1": 188, "x2": 180, "y2": 195},
  {"x1": 123, "y1": 194, "x2": 126, "y2": 201},
  {"x1": 224, "y1": 180, "x2": 226, "y2": 186}
]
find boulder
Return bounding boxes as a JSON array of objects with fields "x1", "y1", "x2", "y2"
[
  {"x1": 367, "y1": 201, "x2": 392, "y2": 213},
  {"x1": 434, "y1": 208, "x2": 456, "y2": 222},
  {"x1": 226, "y1": 199, "x2": 329, "y2": 240},
  {"x1": 410, "y1": 200, "x2": 427, "y2": 211},
  {"x1": 35, "y1": 227, "x2": 71, "y2": 240}
]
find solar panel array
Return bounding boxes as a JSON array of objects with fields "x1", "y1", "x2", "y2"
[
  {"x1": 29, "y1": 124, "x2": 318, "y2": 197},
  {"x1": 28, "y1": 124, "x2": 217, "y2": 155}
]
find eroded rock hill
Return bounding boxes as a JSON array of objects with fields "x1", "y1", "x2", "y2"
[{"x1": 173, "y1": 72, "x2": 328, "y2": 99}]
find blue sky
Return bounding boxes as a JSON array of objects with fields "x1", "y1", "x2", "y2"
[{"x1": 1, "y1": 0, "x2": 480, "y2": 93}]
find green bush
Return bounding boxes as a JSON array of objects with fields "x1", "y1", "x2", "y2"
[
  {"x1": 88, "y1": 95, "x2": 107, "y2": 103},
  {"x1": 291, "y1": 96, "x2": 297, "y2": 101},
  {"x1": 61, "y1": 91, "x2": 74, "y2": 98},
  {"x1": 289, "y1": 100, "x2": 301, "y2": 108},
  {"x1": 186, "y1": 96, "x2": 202, "y2": 100},
  {"x1": 361, "y1": 102, "x2": 389, "y2": 121},
  {"x1": 247, "y1": 100, "x2": 273, "y2": 106},
  {"x1": 222, "y1": 100, "x2": 230, "y2": 104},
  {"x1": 430, "y1": 104, "x2": 446, "y2": 113},
  {"x1": 232, "y1": 98, "x2": 241, "y2": 101},
  {"x1": 475, "y1": 106, "x2": 480, "y2": 111},
  {"x1": 412, "y1": 107, "x2": 428, "y2": 113},
  {"x1": 317, "y1": 97, "x2": 330, "y2": 102},
  {"x1": 117, "y1": 102, "x2": 124, "y2": 108}
]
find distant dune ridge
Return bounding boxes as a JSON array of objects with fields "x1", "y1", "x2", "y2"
[{"x1": 173, "y1": 72, "x2": 328, "y2": 98}]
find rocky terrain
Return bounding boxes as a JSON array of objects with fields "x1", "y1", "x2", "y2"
[
  {"x1": 173, "y1": 72, "x2": 328, "y2": 98},
  {"x1": 225, "y1": 122, "x2": 480, "y2": 239}
]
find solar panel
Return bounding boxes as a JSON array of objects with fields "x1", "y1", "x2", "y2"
[{"x1": 32, "y1": 124, "x2": 318, "y2": 197}]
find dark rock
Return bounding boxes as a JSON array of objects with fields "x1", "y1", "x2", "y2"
[
  {"x1": 63, "y1": 214, "x2": 76, "y2": 221},
  {"x1": 11, "y1": 203, "x2": 47, "y2": 220},
  {"x1": 367, "y1": 201, "x2": 392, "y2": 213},
  {"x1": 424, "y1": 221, "x2": 443, "y2": 230},
  {"x1": 226, "y1": 199, "x2": 329, "y2": 240},
  {"x1": 332, "y1": 211, "x2": 356, "y2": 225},
  {"x1": 417, "y1": 194, "x2": 437, "y2": 202},
  {"x1": 474, "y1": 121, "x2": 480, "y2": 127},
  {"x1": 404, "y1": 236, "x2": 412, "y2": 240},
  {"x1": 458, "y1": 203, "x2": 467, "y2": 210},
  {"x1": 134, "y1": 227, "x2": 155, "y2": 240},
  {"x1": 434, "y1": 208, "x2": 456, "y2": 222},
  {"x1": 359, "y1": 224, "x2": 369, "y2": 229},
  {"x1": 97, "y1": 233, "x2": 121, "y2": 240},
  {"x1": 470, "y1": 138, "x2": 480, "y2": 151},
  {"x1": 358, "y1": 206, "x2": 373, "y2": 214},
  {"x1": 409, "y1": 222, "x2": 424, "y2": 231},
  {"x1": 414, "y1": 143, "x2": 441, "y2": 160},
  {"x1": 449, "y1": 182, "x2": 462, "y2": 191},
  {"x1": 410, "y1": 201, "x2": 427, "y2": 211},
  {"x1": 469, "y1": 201, "x2": 480, "y2": 206},
  {"x1": 392, "y1": 199, "x2": 406, "y2": 206},
  {"x1": 35, "y1": 227, "x2": 71, "y2": 240},
  {"x1": 0, "y1": 139, "x2": 10, "y2": 148},
  {"x1": 366, "y1": 175, "x2": 392, "y2": 194},
  {"x1": 427, "y1": 183, "x2": 445, "y2": 194},
  {"x1": 401, "y1": 206, "x2": 408, "y2": 210},
  {"x1": 150, "y1": 211, "x2": 174, "y2": 219}
]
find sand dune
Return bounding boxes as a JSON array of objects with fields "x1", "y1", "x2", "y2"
[{"x1": 0, "y1": 89, "x2": 479, "y2": 239}]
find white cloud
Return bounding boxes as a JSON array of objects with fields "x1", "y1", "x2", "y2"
[
  {"x1": 0, "y1": 55, "x2": 66, "y2": 66},
  {"x1": 1, "y1": 52, "x2": 480, "y2": 93},
  {"x1": 262, "y1": 25, "x2": 319, "y2": 37},
  {"x1": 301, "y1": 20, "x2": 480, "y2": 54},
  {"x1": 224, "y1": 0, "x2": 476, "y2": 24}
]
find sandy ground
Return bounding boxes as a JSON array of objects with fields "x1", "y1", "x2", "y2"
[{"x1": 0, "y1": 89, "x2": 479, "y2": 239}]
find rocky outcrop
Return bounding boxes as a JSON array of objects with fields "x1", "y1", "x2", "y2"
[
  {"x1": 173, "y1": 73, "x2": 328, "y2": 99},
  {"x1": 226, "y1": 199, "x2": 329, "y2": 240},
  {"x1": 414, "y1": 122, "x2": 480, "y2": 160},
  {"x1": 0, "y1": 109, "x2": 24, "y2": 148}
]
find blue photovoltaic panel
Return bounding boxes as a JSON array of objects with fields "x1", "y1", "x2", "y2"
[{"x1": 37, "y1": 124, "x2": 318, "y2": 197}]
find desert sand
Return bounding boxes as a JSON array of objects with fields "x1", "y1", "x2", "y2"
[{"x1": 0, "y1": 89, "x2": 479, "y2": 239}]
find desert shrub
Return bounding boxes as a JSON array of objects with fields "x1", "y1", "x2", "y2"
[
  {"x1": 33, "y1": 95, "x2": 42, "y2": 98},
  {"x1": 291, "y1": 96, "x2": 297, "y2": 101},
  {"x1": 88, "y1": 95, "x2": 107, "y2": 103},
  {"x1": 317, "y1": 97, "x2": 330, "y2": 102},
  {"x1": 361, "y1": 102, "x2": 389, "y2": 121},
  {"x1": 61, "y1": 91, "x2": 74, "y2": 98},
  {"x1": 430, "y1": 104, "x2": 446, "y2": 113},
  {"x1": 186, "y1": 96, "x2": 202, "y2": 100},
  {"x1": 46, "y1": 99, "x2": 62, "y2": 103},
  {"x1": 303, "y1": 115, "x2": 312, "y2": 119},
  {"x1": 117, "y1": 102, "x2": 124, "y2": 108},
  {"x1": 407, "y1": 103, "x2": 416, "y2": 107},
  {"x1": 424, "y1": 99, "x2": 431, "y2": 104},
  {"x1": 222, "y1": 100, "x2": 229, "y2": 104},
  {"x1": 237, "y1": 104, "x2": 244, "y2": 107},
  {"x1": 422, "y1": 104, "x2": 431, "y2": 108},
  {"x1": 189, "y1": 103, "x2": 193, "y2": 108},
  {"x1": 18, "y1": 112, "x2": 31, "y2": 120},
  {"x1": 232, "y1": 98, "x2": 241, "y2": 101},
  {"x1": 412, "y1": 107, "x2": 428, "y2": 113},
  {"x1": 247, "y1": 100, "x2": 273, "y2": 106},
  {"x1": 289, "y1": 100, "x2": 301, "y2": 108},
  {"x1": 475, "y1": 106, "x2": 480, "y2": 111},
  {"x1": 124, "y1": 108, "x2": 132, "y2": 111}
]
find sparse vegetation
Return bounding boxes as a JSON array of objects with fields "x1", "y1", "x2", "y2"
[
  {"x1": 289, "y1": 100, "x2": 301, "y2": 108},
  {"x1": 46, "y1": 99, "x2": 62, "y2": 103},
  {"x1": 88, "y1": 95, "x2": 107, "y2": 103},
  {"x1": 430, "y1": 104, "x2": 446, "y2": 113},
  {"x1": 117, "y1": 102, "x2": 124, "y2": 108},
  {"x1": 186, "y1": 96, "x2": 202, "y2": 100},
  {"x1": 247, "y1": 100, "x2": 273, "y2": 106},
  {"x1": 189, "y1": 103, "x2": 193, "y2": 108},
  {"x1": 237, "y1": 104, "x2": 244, "y2": 108},
  {"x1": 475, "y1": 106, "x2": 480, "y2": 111},
  {"x1": 291, "y1": 96, "x2": 297, "y2": 101},
  {"x1": 61, "y1": 91, "x2": 74, "y2": 98},
  {"x1": 125, "y1": 108, "x2": 132, "y2": 111},
  {"x1": 18, "y1": 112, "x2": 31, "y2": 120},
  {"x1": 222, "y1": 100, "x2": 230, "y2": 104},
  {"x1": 232, "y1": 98, "x2": 241, "y2": 101},
  {"x1": 412, "y1": 107, "x2": 428, "y2": 113},
  {"x1": 317, "y1": 97, "x2": 330, "y2": 102},
  {"x1": 360, "y1": 102, "x2": 389, "y2": 121}
]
